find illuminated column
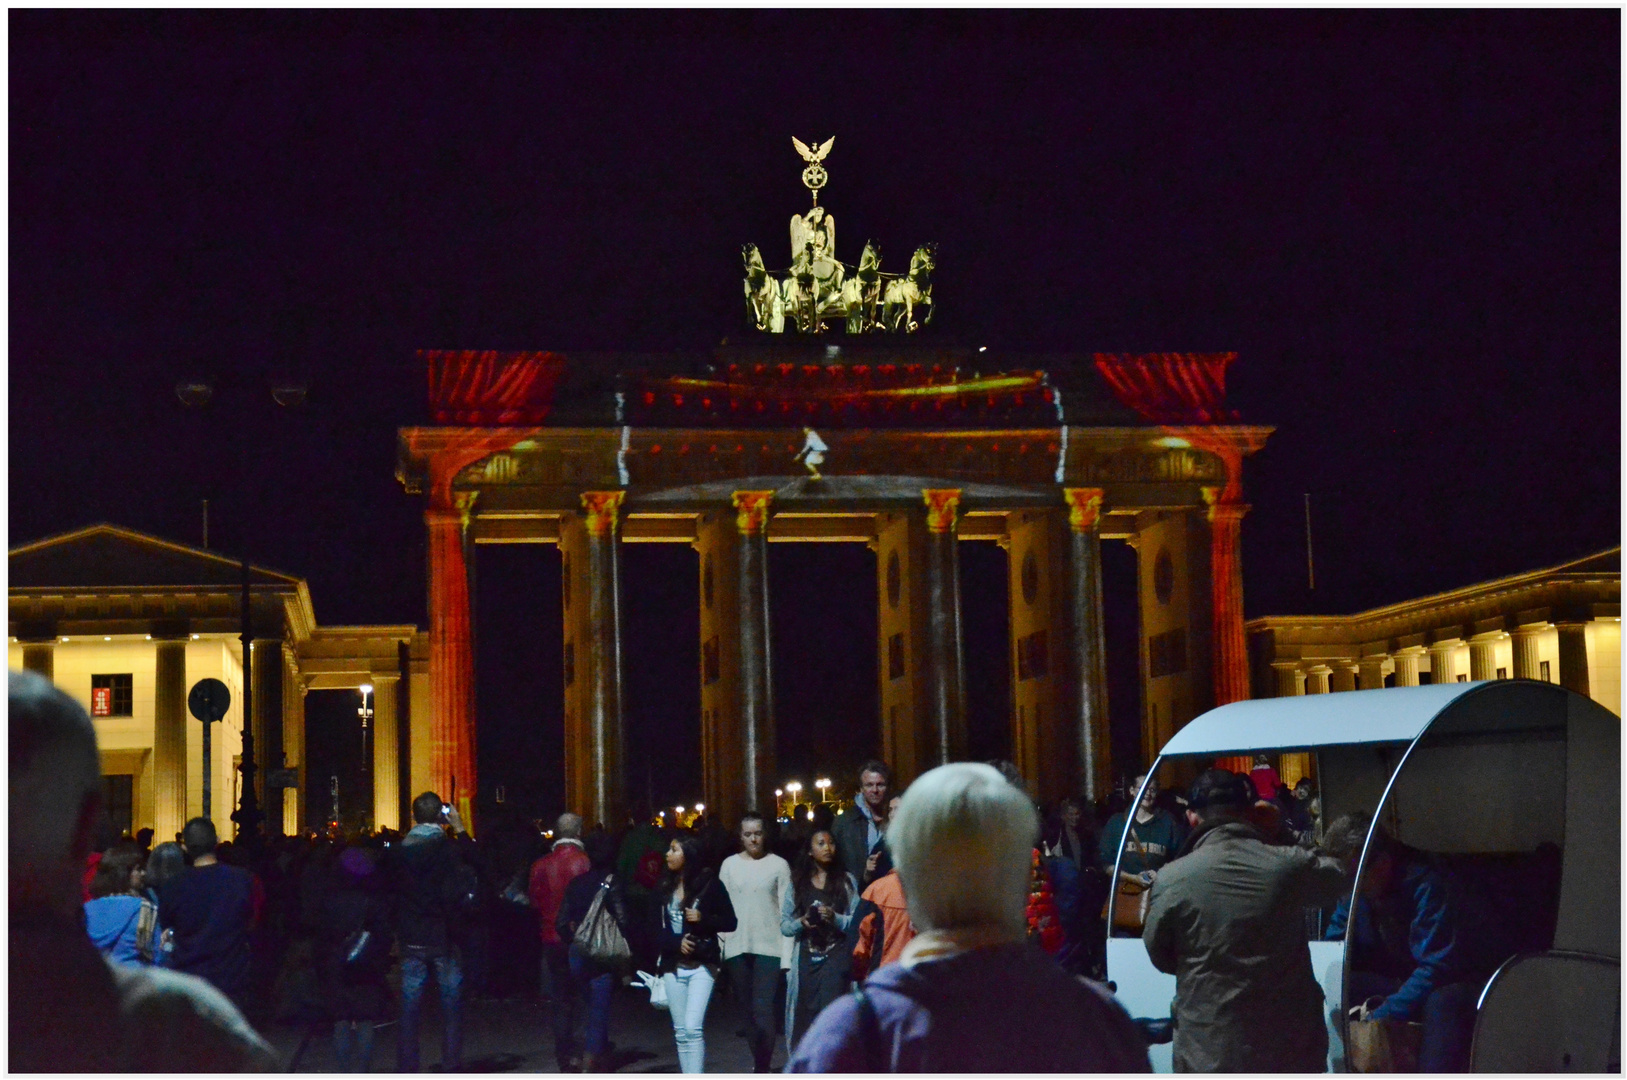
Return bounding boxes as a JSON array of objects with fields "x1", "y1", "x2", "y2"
[
  {"x1": 252, "y1": 638, "x2": 284, "y2": 835},
  {"x1": 696, "y1": 512, "x2": 745, "y2": 827},
  {"x1": 153, "y1": 639, "x2": 188, "y2": 843},
  {"x1": 1428, "y1": 640, "x2": 1460, "y2": 685},
  {"x1": 1064, "y1": 489, "x2": 1111, "y2": 803},
  {"x1": 1511, "y1": 624, "x2": 1545, "y2": 681},
  {"x1": 1358, "y1": 656, "x2": 1388, "y2": 691},
  {"x1": 282, "y1": 644, "x2": 305, "y2": 836},
  {"x1": 1330, "y1": 661, "x2": 1359, "y2": 693},
  {"x1": 21, "y1": 642, "x2": 54, "y2": 681},
  {"x1": 426, "y1": 500, "x2": 477, "y2": 822},
  {"x1": 1272, "y1": 661, "x2": 1306, "y2": 697},
  {"x1": 922, "y1": 490, "x2": 967, "y2": 768},
  {"x1": 1201, "y1": 488, "x2": 1250, "y2": 706},
  {"x1": 1468, "y1": 633, "x2": 1500, "y2": 681},
  {"x1": 371, "y1": 674, "x2": 401, "y2": 832},
  {"x1": 732, "y1": 491, "x2": 777, "y2": 816},
  {"x1": 1393, "y1": 646, "x2": 1425, "y2": 687},
  {"x1": 582, "y1": 492, "x2": 628, "y2": 829},
  {"x1": 1556, "y1": 621, "x2": 1591, "y2": 697},
  {"x1": 1305, "y1": 665, "x2": 1332, "y2": 695}
]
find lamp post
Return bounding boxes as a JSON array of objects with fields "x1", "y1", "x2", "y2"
[
  {"x1": 815, "y1": 777, "x2": 831, "y2": 804},
  {"x1": 176, "y1": 375, "x2": 307, "y2": 850}
]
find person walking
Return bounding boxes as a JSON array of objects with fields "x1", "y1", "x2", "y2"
[
  {"x1": 1142, "y1": 769, "x2": 1351, "y2": 1072},
  {"x1": 781, "y1": 828, "x2": 860, "y2": 1055},
  {"x1": 850, "y1": 816, "x2": 916, "y2": 977},
  {"x1": 651, "y1": 834, "x2": 738, "y2": 1073},
  {"x1": 530, "y1": 812, "x2": 592, "y2": 1069},
  {"x1": 831, "y1": 760, "x2": 893, "y2": 890},
  {"x1": 786, "y1": 762, "x2": 1149, "y2": 1072},
  {"x1": 84, "y1": 841, "x2": 163, "y2": 966},
  {"x1": 717, "y1": 811, "x2": 793, "y2": 1072},
  {"x1": 556, "y1": 832, "x2": 630, "y2": 1073},
  {"x1": 157, "y1": 817, "x2": 261, "y2": 1011},
  {"x1": 317, "y1": 845, "x2": 394, "y2": 1073},
  {"x1": 392, "y1": 791, "x2": 476, "y2": 1073}
]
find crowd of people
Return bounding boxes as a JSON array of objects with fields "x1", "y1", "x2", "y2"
[{"x1": 18, "y1": 661, "x2": 1505, "y2": 1075}]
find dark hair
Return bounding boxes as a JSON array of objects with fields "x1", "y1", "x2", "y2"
[
  {"x1": 1186, "y1": 769, "x2": 1252, "y2": 816},
  {"x1": 584, "y1": 830, "x2": 617, "y2": 872},
  {"x1": 134, "y1": 827, "x2": 154, "y2": 851},
  {"x1": 181, "y1": 817, "x2": 218, "y2": 857},
  {"x1": 985, "y1": 759, "x2": 1028, "y2": 794},
  {"x1": 1322, "y1": 810, "x2": 1396, "y2": 863},
  {"x1": 661, "y1": 833, "x2": 707, "y2": 898},
  {"x1": 739, "y1": 810, "x2": 766, "y2": 829},
  {"x1": 412, "y1": 791, "x2": 444, "y2": 825},
  {"x1": 858, "y1": 760, "x2": 892, "y2": 787},
  {"x1": 89, "y1": 842, "x2": 145, "y2": 899},
  {"x1": 791, "y1": 828, "x2": 851, "y2": 912},
  {"x1": 146, "y1": 841, "x2": 187, "y2": 892}
]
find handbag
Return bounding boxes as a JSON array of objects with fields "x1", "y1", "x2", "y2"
[
  {"x1": 573, "y1": 877, "x2": 631, "y2": 968},
  {"x1": 1101, "y1": 827, "x2": 1153, "y2": 932},
  {"x1": 1346, "y1": 998, "x2": 1424, "y2": 1072},
  {"x1": 341, "y1": 926, "x2": 392, "y2": 973},
  {"x1": 635, "y1": 969, "x2": 669, "y2": 1011},
  {"x1": 499, "y1": 864, "x2": 533, "y2": 910}
]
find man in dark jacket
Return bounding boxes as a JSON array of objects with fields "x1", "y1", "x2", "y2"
[
  {"x1": 1142, "y1": 769, "x2": 1350, "y2": 1072},
  {"x1": 159, "y1": 817, "x2": 261, "y2": 1011},
  {"x1": 831, "y1": 760, "x2": 892, "y2": 890},
  {"x1": 393, "y1": 790, "x2": 476, "y2": 1072}
]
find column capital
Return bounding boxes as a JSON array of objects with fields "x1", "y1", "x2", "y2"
[
  {"x1": 1269, "y1": 659, "x2": 1304, "y2": 672},
  {"x1": 581, "y1": 491, "x2": 627, "y2": 537},
  {"x1": 1062, "y1": 488, "x2": 1106, "y2": 533},
  {"x1": 922, "y1": 489, "x2": 962, "y2": 533},
  {"x1": 1200, "y1": 486, "x2": 1250, "y2": 524},
  {"x1": 731, "y1": 490, "x2": 775, "y2": 534},
  {"x1": 1393, "y1": 644, "x2": 1428, "y2": 657}
]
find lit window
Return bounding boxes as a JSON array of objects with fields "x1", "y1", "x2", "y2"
[{"x1": 91, "y1": 674, "x2": 133, "y2": 717}]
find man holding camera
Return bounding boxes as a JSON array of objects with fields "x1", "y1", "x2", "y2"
[{"x1": 392, "y1": 791, "x2": 476, "y2": 1072}]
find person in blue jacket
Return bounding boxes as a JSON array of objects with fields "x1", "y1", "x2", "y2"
[{"x1": 1322, "y1": 812, "x2": 1502, "y2": 1072}]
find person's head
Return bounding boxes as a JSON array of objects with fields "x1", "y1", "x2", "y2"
[
  {"x1": 134, "y1": 827, "x2": 154, "y2": 852},
  {"x1": 888, "y1": 762, "x2": 1039, "y2": 939},
  {"x1": 1060, "y1": 796, "x2": 1083, "y2": 829},
  {"x1": 1254, "y1": 754, "x2": 1270, "y2": 768},
  {"x1": 663, "y1": 834, "x2": 705, "y2": 893},
  {"x1": 584, "y1": 830, "x2": 617, "y2": 873},
  {"x1": 738, "y1": 812, "x2": 767, "y2": 859},
  {"x1": 1184, "y1": 769, "x2": 1253, "y2": 828},
  {"x1": 793, "y1": 828, "x2": 850, "y2": 906},
  {"x1": 1295, "y1": 779, "x2": 1312, "y2": 801},
  {"x1": 1322, "y1": 810, "x2": 1399, "y2": 897},
  {"x1": 9, "y1": 670, "x2": 105, "y2": 916},
  {"x1": 810, "y1": 802, "x2": 835, "y2": 833},
  {"x1": 858, "y1": 760, "x2": 892, "y2": 815},
  {"x1": 808, "y1": 829, "x2": 836, "y2": 867},
  {"x1": 181, "y1": 817, "x2": 218, "y2": 859},
  {"x1": 985, "y1": 759, "x2": 1028, "y2": 796},
  {"x1": 146, "y1": 841, "x2": 187, "y2": 892},
  {"x1": 412, "y1": 791, "x2": 446, "y2": 825},
  {"x1": 555, "y1": 812, "x2": 584, "y2": 841},
  {"x1": 89, "y1": 842, "x2": 147, "y2": 899},
  {"x1": 1135, "y1": 774, "x2": 1158, "y2": 810}
]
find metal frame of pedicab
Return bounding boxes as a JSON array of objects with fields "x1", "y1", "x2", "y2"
[{"x1": 1104, "y1": 680, "x2": 1621, "y2": 1073}]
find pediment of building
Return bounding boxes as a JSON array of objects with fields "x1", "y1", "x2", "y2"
[{"x1": 9, "y1": 524, "x2": 302, "y2": 592}]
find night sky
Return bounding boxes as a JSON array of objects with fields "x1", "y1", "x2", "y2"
[{"x1": 11, "y1": 11, "x2": 1619, "y2": 819}]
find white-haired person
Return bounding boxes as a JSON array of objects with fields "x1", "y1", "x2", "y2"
[
  {"x1": 786, "y1": 762, "x2": 1150, "y2": 1072},
  {"x1": 9, "y1": 669, "x2": 275, "y2": 1071}
]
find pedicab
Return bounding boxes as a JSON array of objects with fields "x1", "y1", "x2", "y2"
[{"x1": 1104, "y1": 680, "x2": 1619, "y2": 1072}]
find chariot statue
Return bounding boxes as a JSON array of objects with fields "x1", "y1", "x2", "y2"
[{"x1": 741, "y1": 137, "x2": 937, "y2": 335}]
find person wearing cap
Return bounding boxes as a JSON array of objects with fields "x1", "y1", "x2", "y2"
[{"x1": 1141, "y1": 768, "x2": 1351, "y2": 1072}]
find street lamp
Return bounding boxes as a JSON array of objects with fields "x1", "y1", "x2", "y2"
[
  {"x1": 815, "y1": 777, "x2": 831, "y2": 803},
  {"x1": 358, "y1": 685, "x2": 374, "y2": 791}
]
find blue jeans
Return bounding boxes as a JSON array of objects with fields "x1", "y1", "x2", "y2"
[
  {"x1": 567, "y1": 945, "x2": 616, "y2": 1057},
  {"x1": 398, "y1": 947, "x2": 463, "y2": 1072}
]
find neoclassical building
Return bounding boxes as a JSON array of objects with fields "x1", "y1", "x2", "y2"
[{"x1": 8, "y1": 525, "x2": 429, "y2": 841}]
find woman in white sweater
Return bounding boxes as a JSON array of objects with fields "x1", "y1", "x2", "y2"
[{"x1": 717, "y1": 812, "x2": 794, "y2": 1073}]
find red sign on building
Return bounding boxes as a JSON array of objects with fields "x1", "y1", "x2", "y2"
[{"x1": 91, "y1": 686, "x2": 112, "y2": 717}]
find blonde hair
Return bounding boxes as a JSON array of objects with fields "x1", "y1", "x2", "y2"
[{"x1": 888, "y1": 762, "x2": 1038, "y2": 936}]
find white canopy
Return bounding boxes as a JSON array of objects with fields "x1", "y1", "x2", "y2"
[{"x1": 1157, "y1": 682, "x2": 1486, "y2": 757}]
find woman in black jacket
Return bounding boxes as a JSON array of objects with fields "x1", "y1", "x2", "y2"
[
  {"x1": 650, "y1": 833, "x2": 737, "y2": 1073},
  {"x1": 319, "y1": 845, "x2": 394, "y2": 1073},
  {"x1": 556, "y1": 832, "x2": 629, "y2": 1073}
]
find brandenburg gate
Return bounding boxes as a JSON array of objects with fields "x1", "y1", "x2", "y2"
[{"x1": 394, "y1": 141, "x2": 1272, "y2": 828}]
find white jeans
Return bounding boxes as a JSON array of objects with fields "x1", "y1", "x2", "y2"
[{"x1": 662, "y1": 965, "x2": 716, "y2": 1073}]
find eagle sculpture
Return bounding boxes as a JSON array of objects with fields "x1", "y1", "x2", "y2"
[{"x1": 792, "y1": 136, "x2": 834, "y2": 164}]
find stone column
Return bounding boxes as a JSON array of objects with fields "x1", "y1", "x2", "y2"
[
  {"x1": 1063, "y1": 489, "x2": 1111, "y2": 803},
  {"x1": 1305, "y1": 665, "x2": 1332, "y2": 695},
  {"x1": 282, "y1": 644, "x2": 306, "y2": 836},
  {"x1": 732, "y1": 491, "x2": 777, "y2": 817},
  {"x1": 922, "y1": 490, "x2": 967, "y2": 768},
  {"x1": 372, "y1": 673, "x2": 401, "y2": 832},
  {"x1": 1556, "y1": 622, "x2": 1591, "y2": 697},
  {"x1": 21, "y1": 642, "x2": 54, "y2": 681},
  {"x1": 1428, "y1": 640, "x2": 1460, "y2": 685},
  {"x1": 1272, "y1": 661, "x2": 1305, "y2": 697},
  {"x1": 1358, "y1": 656, "x2": 1389, "y2": 691},
  {"x1": 582, "y1": 492, "x2": 628, "y2": 830},
  {"x1": 1468, "y1": 633, "x2": 1500, "y2": 681},
  {"x1": 153, "y1": 639, "x2": 188, "y2": 843},
  {"x1": 1511, "y1": 625, "x2": 1545, "y2": 681},
  {"x1": 426, "y1": 500, "x2": 478, "y2": 821},
  {"x1": 1201, "y1": 489, "x2": 1250, "y2": 707},
  {"x1": 1330, "y1": 662, "x2": 1359, "y2": 693},
  {"x1": 1393, "y1": 646, "x2": 1425, "y2": 687},
  {"x1": 695, "y1": 513, "x2": 744, "y2": 827},
  {"x1": 252, "y1": 639, "x2": 284, "y2": 835}
]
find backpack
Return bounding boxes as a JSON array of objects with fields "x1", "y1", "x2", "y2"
[{"x1": 572, "y1": 876, "x2": 631, "y2": 968}]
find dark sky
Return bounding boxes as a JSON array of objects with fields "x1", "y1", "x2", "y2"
[{"x1": 11, "y1": 11, "x2": 1619, "y2": 816}]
